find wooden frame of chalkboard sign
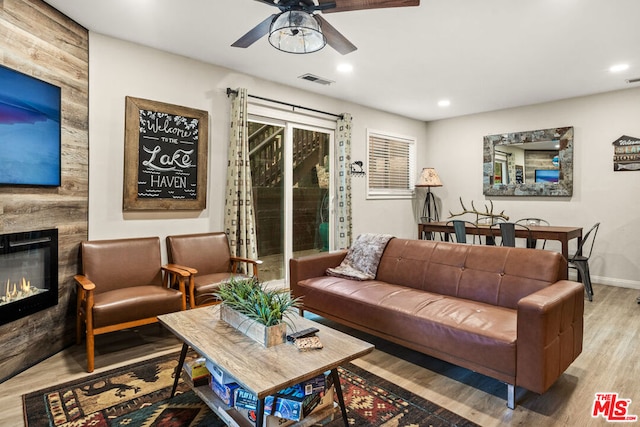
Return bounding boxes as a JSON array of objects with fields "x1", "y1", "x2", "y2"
[{"x1": 123, "y1": 96, "x2": 208, "y2": 211}]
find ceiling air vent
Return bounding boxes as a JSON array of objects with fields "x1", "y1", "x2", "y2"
[
  {"x1": 627, "y1": 77, "x2": 640, "y2": 84},
  {"x1": 298, "y1": 73, "x2": 335, "y2": 86}
]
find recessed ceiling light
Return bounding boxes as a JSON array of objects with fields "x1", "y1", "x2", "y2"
[
  {"x1": 438, "y1": 99, "x2": 451, "y2": 107},
  {"x1": 610, "y1": 63, "x2": 630, "y2": 73},
  {"x1": 337, "y1": 63, "x2": 353, "y2": 73}
]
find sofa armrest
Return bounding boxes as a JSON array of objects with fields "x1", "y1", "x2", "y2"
[
  {"x1": 516, "y1": 280, "x2": 584, "y2": 394},
  {"x1": 289, "y1": 250, "x2": 348, "y2": 298}
]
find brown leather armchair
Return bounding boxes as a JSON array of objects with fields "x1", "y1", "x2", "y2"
[
  {"x1": 75, "y1": 237, "x2": 188, "y2": 372},
  {"x1": 166, "y1": 232, "x2": 262, "y2": 308}
]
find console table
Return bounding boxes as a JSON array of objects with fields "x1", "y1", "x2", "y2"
[{"x1": 158, "y1": 306, "x2": 374, "y2": 427}]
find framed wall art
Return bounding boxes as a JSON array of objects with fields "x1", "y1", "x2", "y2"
[{"x1": 123, "y1": 96, "x2": 208, "y2": 211}]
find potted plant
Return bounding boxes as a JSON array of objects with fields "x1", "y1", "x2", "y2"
[{"x1": 215, "y1": 277, "x2": 301, "y2": 347}]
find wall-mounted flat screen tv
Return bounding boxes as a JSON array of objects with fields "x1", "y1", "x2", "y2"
[
  {"x1": 0, "y1": 64, "x2": 61, "y2": 186},
  {"x1": 535, "y1": 169, "x2": 559, "y2": 183}
]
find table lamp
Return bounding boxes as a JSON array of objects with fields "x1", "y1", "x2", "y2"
[{"x1": 415, "y1": 167, "x2": 443, "y2": 222}]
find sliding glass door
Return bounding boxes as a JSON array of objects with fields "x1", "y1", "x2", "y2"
[{"x1": 249, "y1": 118, "x2": 333, "y2": 281}]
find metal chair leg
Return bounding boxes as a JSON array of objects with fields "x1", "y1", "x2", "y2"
[{"x1": 574, "y1": 261, "x2": 593, "y2": 302}]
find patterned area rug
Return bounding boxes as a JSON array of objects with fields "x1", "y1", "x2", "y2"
[
  {"x1": 22, "y1": 353, "x2": 221, "y2": 427},
  {"x1": 23, "y1": 352, "x2": 478, "y2": 427},
  {"x1": 329, "y1": 364, "x2": 478, "y2": 427}
]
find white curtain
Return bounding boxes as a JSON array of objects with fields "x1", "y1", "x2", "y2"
[
  {"x1": 224, "y1": 88, "x2": 258, "y2": 268},
  {"x1": 335, "y1": 113, "x2": 352, "y2": 249}
]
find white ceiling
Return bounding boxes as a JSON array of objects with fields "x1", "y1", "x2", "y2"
[{"x1": 44, "y1": 0, "x2": 640, "y2": 121}]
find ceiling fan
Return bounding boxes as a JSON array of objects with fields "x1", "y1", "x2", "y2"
[{"x1": 232, "y1": 0, "x2": 420, "y2": 55}]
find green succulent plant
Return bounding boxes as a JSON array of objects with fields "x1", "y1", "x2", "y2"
[{"x1": 214, "y1": 277, "x2": 301, "y2": 327}]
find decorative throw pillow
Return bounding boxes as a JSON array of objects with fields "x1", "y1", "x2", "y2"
[{"x1": 326, "y1": 233, "x2": 394, "y2": 280}]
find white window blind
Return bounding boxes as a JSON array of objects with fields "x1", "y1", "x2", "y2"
[{"x1": 366, "y1": 130, "x2": 416, "y2": 199}]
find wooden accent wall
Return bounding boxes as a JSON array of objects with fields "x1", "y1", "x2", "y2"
[
  {"x1": 0, "y1": 0, "x2": 89, "y2": 381},
  {"x1": 524, "y1": 150, "x2": 558, "y2": 183}
]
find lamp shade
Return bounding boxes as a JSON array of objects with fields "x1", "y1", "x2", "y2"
[
  {"x1": 415, "y1": 167, "x2": 442, "y2": 187},
  {"x1": 268, "y1": 11, "x2": 326, "y2": 54}
]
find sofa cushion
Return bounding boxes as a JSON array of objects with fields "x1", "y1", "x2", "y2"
[
  {"x1": 376, "y1": 239, "x2": 565, "y2": 309},
  {"x1": 92, "y1": 285, "x2": 183, "y2": 328},
  {"x1": 298, "y1": 276, "x2": 517, "y2": 377}
]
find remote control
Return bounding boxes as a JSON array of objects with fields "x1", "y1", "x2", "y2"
[{"x1": 287, "y1": 327, "x2": 320, "y2": 341}]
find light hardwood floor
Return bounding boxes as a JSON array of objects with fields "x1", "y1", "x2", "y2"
[{"x1": 2, "y1": 283, "x2": 639, "y2": 426}]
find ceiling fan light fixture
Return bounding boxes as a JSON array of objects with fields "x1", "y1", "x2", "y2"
[{"x1": 268, "y1": 11, "x2": 326, "y2": 54}]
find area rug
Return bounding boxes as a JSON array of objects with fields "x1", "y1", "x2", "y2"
[
  {"x1": 327, "y1": 364, "x2": 478, "y2": 427},
  {"x1": 23, "y1": 352, "x2": 478, "y2": 427}
]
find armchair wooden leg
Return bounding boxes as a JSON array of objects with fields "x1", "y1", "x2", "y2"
[
  {"x1": 76, "y1": 291, "x2": 84, "y2": 344},
  {"x1": 76, "y1": 315, "x2": 83, "y2": 345},
  {"x1": 86, "y1": 329, "x2": 95, "y2": 373},
  {"x1": 86, "y1": 310, "x2": 95, "y2": 372}
]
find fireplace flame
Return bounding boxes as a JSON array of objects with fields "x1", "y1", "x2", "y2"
[{"x1": 1, "y1": 277, "x2": 42, "y2": 305}]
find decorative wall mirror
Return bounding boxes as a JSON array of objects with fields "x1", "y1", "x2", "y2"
[{"x1": 483, "y1": 126, "x2": 573, "y2": 197}]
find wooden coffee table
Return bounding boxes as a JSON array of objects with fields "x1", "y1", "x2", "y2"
[{"x1": 158, "y1": 306, "x2": 374, "y2": 427}]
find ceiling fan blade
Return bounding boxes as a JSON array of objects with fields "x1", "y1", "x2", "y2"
[
  {"x1": 315, "y1": 15, "x2": 357, "y2": 55},
  {"x1": 319, "y1": 0, "x2": 419, "y2": 13},
  {"x1": 231, "y1": 14, "x2": 277, "y2": 48}
]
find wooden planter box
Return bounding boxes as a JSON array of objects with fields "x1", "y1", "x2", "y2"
[{"x1": 219, "y1": 304, "x2": 287, "y2": 347}]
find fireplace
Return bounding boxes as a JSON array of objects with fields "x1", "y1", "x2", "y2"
[{"x1": 0, "y1": 229, "x2": 58, "y2": 325}]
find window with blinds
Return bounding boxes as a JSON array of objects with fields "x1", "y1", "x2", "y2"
[{"x1": 366, "y1": 130, "x2": 416, "y2": 199}]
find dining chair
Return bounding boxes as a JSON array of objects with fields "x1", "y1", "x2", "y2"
[
  {"x1": 490, "y1": 222, "x2": 532, "y2": 247},
  {"x1": 477, "y1": 217, "x2": 506, "y2": 245},
  {"x1": 516, "y1": 217, "x2": 550, "y2": 248},
  {"x1": 166, "y1": 232, "x2": 262, "y2": 308},
  {"x1": 569, "y1": 222, "x2": 600, "y2": 302},
  {"x1": 75, "y1": 237, "x2": 188, "y2": 372},
  {"x1": 446, "y1": 220, "x2": 481, "y2": 244}
]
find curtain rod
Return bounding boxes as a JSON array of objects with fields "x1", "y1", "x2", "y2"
[
  {"x1": 495, "y1": 149, "x2": 513, "y2": 156},
  {"x1": 226, "y1": 88, "x2": 344, "y2": 120}
]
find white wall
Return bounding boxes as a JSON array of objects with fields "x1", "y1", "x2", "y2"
[
  {"x1": 88, "y1": 33, "x2": 428, "y2": 260},
  {"x1": 422, "y1": 87, "x2": 640, "y2": 288},
  {"x1": 90, "y1": 33, "x2": 640, "y2": 288}
]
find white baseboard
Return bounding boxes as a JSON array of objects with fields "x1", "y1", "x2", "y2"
[
  {"x1": 568, "y1": 272, "x2": 640, "y2": 290},
  {"x1": 593, "y1": 275, "x2": 640, "y2": 290}
]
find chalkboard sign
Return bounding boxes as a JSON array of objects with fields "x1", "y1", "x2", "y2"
[
  {"x1": 123, "y1": 97, "x2": 208, "y2": 211},
  {"x1": 137, "y1": 109, "x2": 199, "y2": 200}
]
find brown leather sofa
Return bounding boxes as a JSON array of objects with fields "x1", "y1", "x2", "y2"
[{"x1": 289, "y1": 238, "x2": 584, "y2": 408}]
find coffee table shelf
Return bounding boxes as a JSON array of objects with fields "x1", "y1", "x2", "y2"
[
  {"x1": 189, "y1": 381, "x2": 250, "y2": 427},
  {"x1": 159, "y1": 306, "x2": 374, "y2": 427},
  {"x1": 191, "y1": 382, "x2": 338, "y2": 426}
]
